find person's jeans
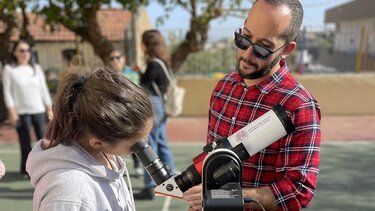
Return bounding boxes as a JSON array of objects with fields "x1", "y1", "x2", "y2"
[
  {"x1": 16, "y1": 113, "x2": 46, "y2": 174},
  {"x1": 144, "y1": 95, "x2": 175, "y2": 188}
]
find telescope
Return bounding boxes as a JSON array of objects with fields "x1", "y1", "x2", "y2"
[{"x1": 131, "y1": 104, "x2": 295, "y2": 199}]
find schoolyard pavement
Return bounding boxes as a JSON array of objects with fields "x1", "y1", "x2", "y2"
[
  {"x1": 1, "y1": 115, "x2": 375, "y2": 144},
  {"x1": 0, "y1": 115, "x2": 375, "y2": 210}
]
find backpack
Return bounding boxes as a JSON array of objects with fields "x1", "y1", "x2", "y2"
[{"x1": 151, "y1": 58, "x2": 186, "y2": 117}]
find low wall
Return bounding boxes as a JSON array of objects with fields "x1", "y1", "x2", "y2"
[{"x1": 178, "y1": 73, "x2": 375, "y2": 116}]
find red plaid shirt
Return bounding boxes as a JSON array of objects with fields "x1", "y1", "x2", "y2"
[{"x1": 207, "y1": 61, "x2": 321, "y2": 210}]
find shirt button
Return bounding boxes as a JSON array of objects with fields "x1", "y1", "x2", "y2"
[
  {"x1": 244, "y1": 88, "x2": 248, "y2": 91},
  {"x1": 232, "y1": 117, "x2": 236, "y2": 122}
]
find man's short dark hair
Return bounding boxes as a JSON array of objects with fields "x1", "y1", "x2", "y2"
[{"x1": 254, "y1": 0, "x2": 303, "y2": 43}]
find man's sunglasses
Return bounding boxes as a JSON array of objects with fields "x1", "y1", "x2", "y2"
[
  {"x1": 234, "y1": 28, "x2": 286, "y2": 60},
  {"x1": 110, "y1": 56, "x2": 122, "y2": 61}
]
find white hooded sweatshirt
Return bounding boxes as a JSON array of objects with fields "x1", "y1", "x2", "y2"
[{"x1": 26, "y1": 140, "x2": 135, "y2": 211}]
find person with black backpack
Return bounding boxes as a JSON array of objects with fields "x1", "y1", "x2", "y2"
[{"x1": 133, "y1": 29, "x2": 176, "y2": 200}]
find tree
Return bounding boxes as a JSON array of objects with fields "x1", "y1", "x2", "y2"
[
  {"x1": 36, "y1": 0, "x2": 249, "y2": 70},
  {"x1": 156, "y1": 0, "x2": 247, "y2": 71},
  {"x1": 34, "y1": 0, "x2": 149, "y2": 65},
  {"x1": 33, "y1": 0, "x2": 253, "y2": 70},
  {"x1": 178, "y1": 42, "x2": 237, "y2": 75},
  {"x1": 0, "y1": 0, "x2": 33, "y2": 65}
]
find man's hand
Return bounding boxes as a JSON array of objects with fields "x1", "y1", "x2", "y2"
[
  {"x1": 243, "y1": 186, "x2": 278, "y2": 210},
  {"x1": 183, "y1": 185, "x2": 203, "y2": 211}
]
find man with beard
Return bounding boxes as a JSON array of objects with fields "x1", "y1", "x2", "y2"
[{"x1": 183, "y1": 0, "x2": 321, "y2": 210}]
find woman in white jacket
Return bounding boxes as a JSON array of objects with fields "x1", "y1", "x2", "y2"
[{"x1": 2, "y1": 39, "x2": 52, "y2": 178}]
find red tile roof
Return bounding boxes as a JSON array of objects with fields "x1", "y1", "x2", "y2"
[{"x1": 7, "y1": 9, "x2": 132, "y2": 41}]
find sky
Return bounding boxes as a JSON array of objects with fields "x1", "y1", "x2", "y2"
[{"x1": 145, "y1": 0, "x2": 353, "y2": 42}]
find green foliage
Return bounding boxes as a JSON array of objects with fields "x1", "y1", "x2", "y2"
[
  {"x1": 0, "y1": 0, "x2": 31, "y2": 16},
  {"x1": 0, "y1": 0, "x2": 33, "y2": 64},
  {"x1": 1, "y1": 0, "x2": 246, "y2": 70},
  {"x1": 35, "y1": 0, "x2": 149, "y2": 30},
  {"x1": 163, "y1": 0, "x2": 245, "y2": 70},
  {"x1": 317, "y1": 37, "x2": 334, "y2": 49},
  {"x1": 0, "y1": 0, "x2": 20, "y2": 13},
  {"x1": 32, "y1": 0, "x2": 151, "y2": 63},
  {"x1": 179, "y1": 44, "x2": 237, "y2": 75}
]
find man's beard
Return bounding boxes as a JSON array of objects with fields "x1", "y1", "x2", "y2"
[{"x1": 237, "y1": 55, "x2": 281, "y2": 80}]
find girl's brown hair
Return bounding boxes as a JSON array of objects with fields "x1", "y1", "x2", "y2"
[
  {"x1": 141, "y1": 29, "x2": 171, "y2": 68},
  {"x1": 45, "y1": 67, "x2": 153, "y2": 148}
]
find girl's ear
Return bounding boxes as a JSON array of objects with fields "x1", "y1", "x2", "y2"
[
  {"x1": 89, "y1": 137, "x2": 106, "y2": 150},
  {"x1": 281, "y1": 41, "x2": 297, "y2": 60}
]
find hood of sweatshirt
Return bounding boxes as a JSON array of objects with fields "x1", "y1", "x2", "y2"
[{"x1": 26, "y1": 140, "x2": 125, "y2": 187}]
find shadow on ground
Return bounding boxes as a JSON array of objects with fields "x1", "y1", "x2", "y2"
[
  {"x1": 0, "y1": 187, "x2": 34, "y2": 199},
  {"x1": 1, "y1": 142, "x2": 375, "y2": 210},
  {"x1": 308, "y1": 142, "x2": 375, "y2": 211},
  {"x1": 1, "y1": 171, "x2": 30, "y2": 182},
  {"x1": 0, "y1": 171, "x2": 34, "y2": 200}
]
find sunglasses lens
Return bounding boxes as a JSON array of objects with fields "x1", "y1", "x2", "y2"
[
  {"x1": 253, "y1": 45, "x2": 270, "y2": 60},
  {"x1": 111, "y1": 56, "x2": 121, "y2": 61},
  {"x1": 20, "y1": 49, "x2": 30, "y2": 53},
  {"x1": 234, "y1": 32, "x2": 251, "y2": 50}
]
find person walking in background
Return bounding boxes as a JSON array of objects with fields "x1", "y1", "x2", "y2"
[
  {"x1": 183, "y1": 0, "x2": 321, "y2": 210},
  {"x1": 2, "y1": 39, "x2": 53, "y2": 179},
  {"x1": 133, "y1": 29, "x2": 175, "y2": 200},
  {"x1": 109, "y1": 48, "x2": 143, "y2": 178},
  {"x1": 26, "y1": 67, "x2": 153, "y2": 211},
  {"x1": 109, "y1": 48, "x2": 140, "y2": 85}
]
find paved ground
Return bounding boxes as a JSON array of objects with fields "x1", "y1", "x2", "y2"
[
  {"x1": 310, "y1": 141, "x2": 375, "y2": 210},
  {"x1": 1, "y1": 115, "x2": 375, "y2": 143},
  {"x1": 1, "y1": 142, "x2": 375, "y2": 211},
  {"x1": 1, "y1": 115, "x2": 375, "y2": 211}
]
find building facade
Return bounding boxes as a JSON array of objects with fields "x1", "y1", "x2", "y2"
[{"x1": 325, "y1": 0, "x2": 375, "y2": 71}]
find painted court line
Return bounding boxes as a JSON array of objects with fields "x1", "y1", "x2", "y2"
[{"x1": 162, "y1": 196, "x2": 172, "y2": 211}]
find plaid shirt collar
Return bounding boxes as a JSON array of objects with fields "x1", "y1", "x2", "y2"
[{"x1": 229, "y1": 60, "x2": 289, "y2": 94}]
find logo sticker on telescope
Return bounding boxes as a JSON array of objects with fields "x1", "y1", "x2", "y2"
[{"x1": 235, "y1": 130, "x2": 249, "y2": 143}]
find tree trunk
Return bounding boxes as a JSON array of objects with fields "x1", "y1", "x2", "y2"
[
  {"x1": 20, "y1": 3, "x2": 34, "y2": 46},
  {"x1": 69, "y1": 5, "x2": 114, "y2": 65},
  {"x1": 170, "y1": 0, "x2": 225, "y2": 72},
  {"x1": 56, "y1": 5, "x2": 113, "y2": 66},
  {"x1": 171, "y1": 18, "x2": 209, "y2": 72},
  {"x1": 0, "y1": 13, "x2": 17, "y2": 122},
  {"x1": 0, "y1": 14, "x2": 17, "y2": 65}
]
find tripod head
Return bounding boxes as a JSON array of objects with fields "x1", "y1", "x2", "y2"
[{"x1": 203, "y1": 149, "x2": 244, "y2": 211}]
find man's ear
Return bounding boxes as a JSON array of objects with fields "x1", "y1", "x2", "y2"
[
  {"x1": 89, "y1": 138, "x2": 106, "y2": 150},
  {"x1": 281, "y1": 41, "x2": 297, "y2": 59}
]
